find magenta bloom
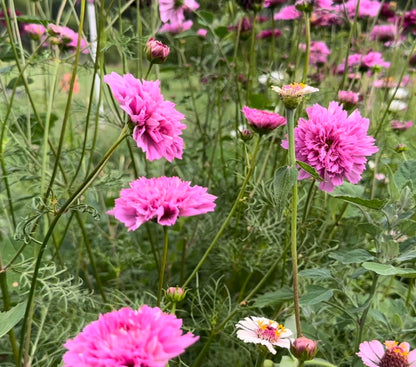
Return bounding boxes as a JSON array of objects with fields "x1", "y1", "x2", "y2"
[
  {"x1": 357, "y1": 340, "x2": 416, "y2": 367},
  {"x1": 299, "y1": 41, "x2": 330, "y2": 66},
  {"x1": 338, "y1": 90, "x2": 359, "y2": 108},
  {"x1": 256, "y1": 29, "x2": 282, "y2": 39},
  {"x1": 63, "y1": 305, "x2": 198, "y2": 367},
  {"x1": 370, "y1": 24, "x2": 400, "y2": 43},
  {"x1": 242, "y1": 106, "x2": 286, "y2": 133},
  {"x1": 274, "y1": 5, "x2": 302, "y2": 20},
  {"x1": 159, "y1": 20, "x2": 193, "y2": 34},
  {"x1": 23, "y1": 23, "x2": 46, "y2": 40},
  {"x1": 158, "y1": 0, "x2": 199, "y2": 24},
  {"x1": 337, "y1": 51, "x2": 390, "y2": 74},
  {"x1": 104, "y1": 72, "x2": 186, "y2": 162},
  {"x1": 340, "y1": 0, "x2": 381, "y2": 18},
  {"x1": 47, "y1": 24, "x2": 89, "y2": 53},
  {"x1": 107, "y1": 176, "x2": 217, "y2": 230},
  {"x1": 391, "y1": 120, "x2": 413, "y2": 131},
  {"x1": 282, "y1": 102, "x2": 378, "y2": 192}
]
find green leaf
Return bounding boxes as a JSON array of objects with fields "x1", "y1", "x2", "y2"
[
  {"x1": 299, "y1": 268, "x2": 333, "y2": 279},
  {"x1": 252, "y1": 287, "x2": 293, "y2": 308},
  {"x1": 248, "y1": 94, "x2": 267, "y2": 110},
  {"x1": 304, "y1": 358, "x2": 338, "y2": 367},
  {"x1": 300, "y1": 285, "x2": 333, "y2": 305},
  {"x1": 0, "y1": 302, "x2": 26, "y2": 338},
  {"x1": 330, "y1": 195, "x2": 386, "y2": 210},
  {"x1": 296, "y1": 160, "x2": 324, "y2": 181},
  {"x1": 16, "y1": 16, "x2": 51, "y2": 26},
  {"x1": 398, "y1": 219, "x2": 416, "y2": 236},
  {"x1": 273, "y1": 165, "x2": 298, "y2": 219},
  {"x1": 394, "y1": 160, "x2": 416, "y2": 189},
  {"x1": 362, "y1": 262, "x2": 416, "y2": 277},
  {"x1": 197, "y1": 10, "x2": 214, "y2": 24},
  {"x1": 214, "y1": 26, "x2": 228, "y2": 39},
  {"x1": 329, "y1": 249, "x2": 375, "y2": 264},
  {"x1": 279, "y1": 356, "x2": 297, "y2": 367},
  {"x1": 6, "y1": 77, "x2": 34, "y2": 89}
]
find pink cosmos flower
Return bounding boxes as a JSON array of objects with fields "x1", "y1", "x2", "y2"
[
  {"x1": 159, "y1": 20, "x2": 193, "y2": 34},
  {"x1": 339, "y1": 0, "x2": 381, "y2": 18},
  {"x1": 104, "y1": 72, "x2": 186, "y2": 162},
  {"x1": 63, "y1": 305, "x2": 198, "y2": 367},
  {"x1": 158, "y1": 0, "x2": 199, "y2": 24},
  {"x1": 107, "y1": 176, "x2": 217, "y2": 230},
  {"x1": 299, "y1": 41, "x2": 330, "y2": 66},
  {"x1": 357, "y1": 340, "x2": 416, "y2": 367},
  {"x1": 197, "y1": 28, "x2": 207, "y2": 37},
  {"x1": 338, "y1": 90, "x2": 359, "y2": 108},
  {"x1": 337, "y1": 51, "x2": 390, "y2": 74},
  {"x1": 47, "y1": 24, "x2": 89, "y2": 53},
  {"x1": 264, "y1": 0, "x2": 288, "y2": 7},
  {"x1": 282, "y1": 102, "x2": 378, "y2": 192},
  {"x1": 391, "y1": 120, "x2": 413, "y2": 131},
  {"x1": 256, "y1": 29, "x2": 282, "y2": 39},
  {"x1": 274, "y1": 5, "x2": 302, "y2": 20},
  {"x1": 370, "y1": 24, "x2": 400, "y2": 43},
  {"x1": 23, "y1": 23, "x2": 46, "y2": 40},
  {"x1": 242, "y1": 106, "x2": 286, "y2": 133}
]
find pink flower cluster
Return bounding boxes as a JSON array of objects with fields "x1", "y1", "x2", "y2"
[
  {"x1": 24, "y1": 23, "x2": 89, "y2": 53},
  {"x1": 337, "y1": 51, "x2": 390, "y2": 74},
  {"x1": 299, "y1": 41, "x2": 330, "y2": 66},
  {"x1": 107, "y1": 176, "x2": 217, "y2": 230},
  {"x1": 158, "y1": 0, "x2": 199, "y2": 34},
  {"x1": 283, "y1": 102, "x2": 378, "y2": 192},
  {"x1": 63, "y1": 305, "x2": 198, "y2": 367},
  {"x1": 104, "y1": 72, "x2": 186, "y2": 162}
]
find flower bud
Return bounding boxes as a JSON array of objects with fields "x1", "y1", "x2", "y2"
[
  {"x1": 395, "y1": 143, "x2": 407, "y2": 153},
  {"x1": 239, "y1": 128, "x2": 254, "y2": 141},
  {"x1": 291, "y1": 336, "x2": 318, "y2": 362},
  {"x1": 146, "y1": 38, "x2": 170, "y2": 64},
  {"x1": 166, "y1": 287, "x2": 186, "y2": 303}
]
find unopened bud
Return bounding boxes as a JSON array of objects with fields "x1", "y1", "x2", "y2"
[
  {"x1": 291, "y1": 336, "x2": 318, "y2": 362},
  {"x1": 166, "y1": 287, "x2": 186, "y2": 303},
  {"x1": 146, "y1": 38, "x2": 170, "y2": 64},
  {"x1": 239, "y1": 128, "x2": 254, "y2": 141},
  {"x1": 395, "y1": 143, "x2": 407, "y2": 153}
]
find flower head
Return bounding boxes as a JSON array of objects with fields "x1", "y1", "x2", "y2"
[
  {"x1": 242, "y1": 106, "x2": 286, "y2": 134},
  {"x1": 357, "y1": 340, "x2": 416, "y2": 367},
  {"x1": 23, "y1": 23, "x2": 46, "y2": 40},
  {"x1": 159, "y1": 20, "x2": 193, "y2": 34},
  {"x1": 107, "y1": 176, "x2": 217, "y2": 230},
  {"x1": 391, "y1": 120, "x2": 413, "y2": 132},
  {"x1": 272, "y1": 83, "x2": 319, "y2": 109},
  {"x1": 338, "y1": 90, "x2": 359, "y2": 109},
  {"x1": 235, "y1": 316, "x2": 293, "y2": 354},
  {"x1": 63, "y1": 305, "x2": 198, "y2": 367},
  {"x1": 158, "y1": 0, "x2": 199, "y2": 24},
  {"x1": 282, "y1": 102, "x2": 378, "y2": 192},
  {"x1": 104, "y1": 72, "x2": 186, "y2": 162},
  {"x1": 146, "y1": 38, "x2": 170, "y2": 64},
  {"x1": 47, "y1": 24, "x2": 89, "y2": 53}
]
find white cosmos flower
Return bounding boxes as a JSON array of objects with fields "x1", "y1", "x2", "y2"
[
  {"x1": 389, "y1": 87, "x2": 409, "y2": 100},
  {"x1": 235, "y1": 316, "x2": 293, "y2": 354},
  {"x1": 389, "y1": 100, "x2": 408, "y2": 112}
]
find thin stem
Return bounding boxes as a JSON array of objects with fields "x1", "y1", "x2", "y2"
[
  {"x1": 302, "y1": 12, "x2": 311, "y2": 83},
  {"x1": 144, "y1": 63, "x2": 153, "y2": 80},
  {"x1": 18, "y1": 125, "x2": 129, "y2": 366},
  {"x1": 286, "y1": 108, "x2": 301, "y2": 337},
  {"x1": 354, "y1": 274, "x2": 379, "y2": 352},
  {"x1": 182, "y1": 135, "x2": 262, "y2": 288},
  {"x1": 157, "y1": 226, "x2": 169, "y2": 307},
  {"x1": 45, "y1": 0, "x2": 87, "y2": 200}
]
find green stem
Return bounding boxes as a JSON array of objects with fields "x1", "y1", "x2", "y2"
[
  {"x1": 302, "y1": 12, "x2": 311, "y2": 83},
  {"x1": 144, "y1": 63, "x2": 154, "y2": 80},
  {"x1": 157, "y1": 226, "x2": 169, "y2": 307},
  {"x1": 354, "y1": 274, "x2": 379, "y2": 352},
  {"x1": 45, "y1": 0, "x2": 87, "y2": 200},
  {"x1": 304, "y1": 360, "x2": 338, "y2": 367},
  {"x1": 17, "y1": 125, "x2": 129, "y2": 366},
  {"x1": 286, "y1": 108, "x2": 301, "y2": 337},
  {"x1": 76, "y1": 212, "x2": 107, "y2": 303},
  {"x1": 255, "y1": 353, "x2": 266, "y2": 367},
  {"x1": 182, "y1": 135, "x2": 262, "y2": 288},
  {"x1": 339, "y1": 0, "x2": 360, "y2": 91}
]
